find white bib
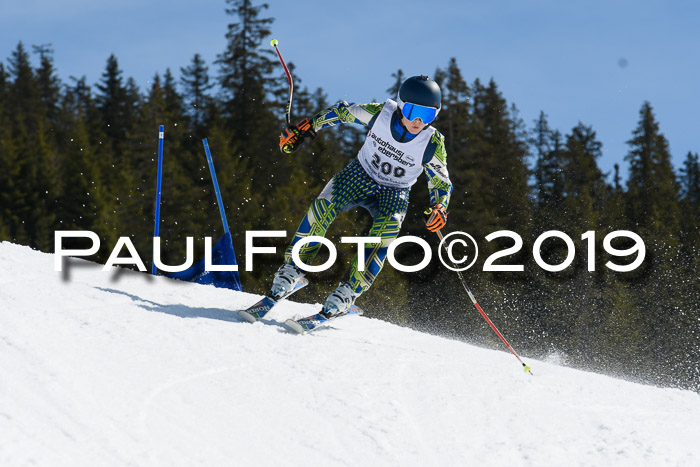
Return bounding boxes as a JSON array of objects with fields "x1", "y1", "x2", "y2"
[{"x1": 357, "y1": 99, "x2": 435, "y2": 188}]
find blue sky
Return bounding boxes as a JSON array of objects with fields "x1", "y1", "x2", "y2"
[{"x1": 2, "y1": 0, "x2": 698, "y2": 177}]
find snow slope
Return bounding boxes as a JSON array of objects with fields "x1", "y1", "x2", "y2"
[{"x1": 1, "y1": 241, "x2": 699, "y2": 467}]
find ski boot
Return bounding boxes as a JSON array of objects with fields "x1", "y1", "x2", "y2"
[
  {"x1": 270, "y1": 263, "x2": 306, "y2": 300},
  {"x1": 322, "y1": 281, "x2": 360, "y2": 318}
]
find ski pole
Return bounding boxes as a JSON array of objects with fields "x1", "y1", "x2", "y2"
[
  {"x1": 270, "y1": 38, "x2": 293, "y2": 126},
  {"x1": 435, "y1": 230, "x2": 532, "y2": 375},
  {"x1": 152, "y1": 125, "x2": 165, "y2": 275}
]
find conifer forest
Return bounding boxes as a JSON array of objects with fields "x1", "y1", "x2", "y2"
[{"x1": 1, "y1": 0, "x2": 698, "y2": 390}]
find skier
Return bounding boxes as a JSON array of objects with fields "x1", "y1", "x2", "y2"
[{"x1": 273, "y1": 75, "x2": 452, "y2": 317}]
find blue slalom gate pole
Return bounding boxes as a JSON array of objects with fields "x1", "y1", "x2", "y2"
[
  {"x1": 202, "y1": 139, "x2": 230, "y2": 234},
  {"x1": 158, "y1": 137, "x2": 241, "y2": 291},
  {"x1": 152, "y1": 125, "x2": 165, "y2": 275}
]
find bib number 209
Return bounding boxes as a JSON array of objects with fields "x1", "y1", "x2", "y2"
[{"x1": 372, "y1": 154, "x2": 406, "y2": 178}]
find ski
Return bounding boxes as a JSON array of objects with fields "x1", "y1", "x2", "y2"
[
  {"x1": 237, "y1": 278, "x2": 309, "y2": 323},
  {"x1": 284, "y1": 305, "x2": 364, "y2": 334}
]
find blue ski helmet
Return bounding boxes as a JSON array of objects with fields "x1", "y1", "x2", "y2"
[{"x1": 397, "y1": 75, "x2": 441, "y2": 124}]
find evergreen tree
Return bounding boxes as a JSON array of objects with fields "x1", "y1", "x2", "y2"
[
  {"x1": 672, "y1": 152, "x2": 700, "y2": 389},
  {"x1": 180, "y1": 53, "x2": 214, "y2": 131},
  {"x1": 54, "y1": 82, "x2": 108, "y2": 244},
  {"x1": 94, "y1": 55, "x2": 141, "y2": 244},
  {"x1": 0, "y1": 62, "x2": 6, "y2": 96},
  {"x1": 68, "y1": 76, "x2": 100, "y2": 123},
  {"x1": 65, "y1": 75, "x2": 116, "y2": 248},
  {"x1": 424, "y1": 58, "x2": 470, "y2": 286},
  {"x1": 559, "y1": 123, "x2": 608, "y2": 230},
  {"x1": 432, "y1": 67, "x2": 447, "y2": 91},
  {"x1": 622, "y1": 102, "x2": 686, "y2": 386},
  {"x1": 465, "y1": 78, "x2": 531, "y2": 235},
  {"x1": 678, "y1": 151, "x2": 700, "y2": 264},
  {"x1": 162, "y1": 69, "x2": 184, "y2": 120},
  {"x1": 215, "y1": 0, "x2": 284, "y2": 231},
  {"x1": 216, "y1": 0, "x2": 276, "y2": 145},
  {"x1": 556, "y1": 122, "x2": 630, "y2": 368},
  {"x1": 679, "y1": 151, "x2": 700, "y2": 205},
  {"x1": 32, "y1": 44, "x2": 63, "y2": 238},
  {"x1": 386, "y1": 69, "x2": 404, "y2": 96},
  {"x1": 3, "y1": 42, "x2": 57, "y2": 250},
  {"x1": 127, "y1": 71, "x2": 209, "y2": 267},
  {"x1": 0, "y1": 62, "x2": 16, "y2": 240},
  {"x1": 529, "y1": 112, "x2": 573, "y2": 341},
  {"x1": 599, "y1": 162, "x2": 627, "y2": 231},
  {"x1": 613, "y1": 163, "x2": 623, "y2": 192},
  {"x1": 624, "y1": 102, "x2": 680, "y2": 242},
  {"x1": 122, "y1": 74, "x2": 179, "y2": 264},
  {"x1": 32, "y1": 44, "x2": 61, "y2": 125},
  {"x1": 95, "y1": 54, "x2": 139, "y2": 156},
  {"x1": 530, "y1": 112, "x2": 565, "y2": 211},
  {"x1": 441, "y1": 58, "x2": 470, "y2": 164}
]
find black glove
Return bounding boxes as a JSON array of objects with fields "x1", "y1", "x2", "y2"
[{"x1": 279, "y1": 117, "x2": 316, "y2": 154}]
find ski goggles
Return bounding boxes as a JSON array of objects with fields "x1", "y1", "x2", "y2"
[{"x1": 399, "y1": 101, "x2": 439, "y2": 124}]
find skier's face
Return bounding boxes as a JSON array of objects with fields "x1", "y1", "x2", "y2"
[{"x1": 401, "y1": 115, "x2": 428, "y2": 134}]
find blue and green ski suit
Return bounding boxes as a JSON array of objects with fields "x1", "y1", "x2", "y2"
[{"x1": 283, "y1": 99, "x2": 453, "y2": 296}]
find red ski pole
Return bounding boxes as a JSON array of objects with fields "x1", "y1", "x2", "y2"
[
  {"x1": 270, "y1": 39, "x2": 293, "y2": 126},
  {"x1": 436, "y1": 230, "x2": 533, "y2": 375}
]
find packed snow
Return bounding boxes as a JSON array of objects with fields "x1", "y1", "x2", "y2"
[{"x1": 1, "y1": 241, "x2": 698, "y2": 466}]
